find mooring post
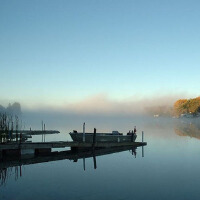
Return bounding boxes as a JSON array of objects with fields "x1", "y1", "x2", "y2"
[
  {"x1": 83, "y1": 122, "x2": 85, "y2": 142},
  {"x1": 93, "y1": 128, "x2": 96, "y2": 148},
  {"x1": 44, "y1": 123, "x2": 46, "y2": 142},
  {"x1": 42, "y1": 120, "x2": 44, "y2": 142},
  {"x1": 142, "y1": 131, "x2": 144, "y2": 142},
  {"x1": 11, "y1": 121, "x2": 13, "y2": 141},
  {"x1": 142, "y1": 131, "x2": 144, "y2": 157},
  {"x1": 16, "y1": 121, "x2": 18, "y2": 142}
]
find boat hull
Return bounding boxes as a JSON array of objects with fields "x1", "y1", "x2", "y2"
[{"x1": 69, "y1": 132, "x2": 137, "y2": 143}]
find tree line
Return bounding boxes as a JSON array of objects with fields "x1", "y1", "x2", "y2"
[
  {"x1": 173, "y1": 97, "x2": 200, "y2": 117},
  {"x1": 145, "y1": 97, "x2": 200, "y2": 117}
]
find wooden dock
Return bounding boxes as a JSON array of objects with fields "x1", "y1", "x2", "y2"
[
  {"x1": 0, "y1": 130, "x2": 60, "y2": 135},
  {"x1": 0, "y1": 141, "x2": 146, "y2": 150},
  {"x1": 0, "y1": 141, "x2": 147, "y2": 159}
]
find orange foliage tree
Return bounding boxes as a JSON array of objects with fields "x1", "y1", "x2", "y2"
[
  {"x1": 173, "y1": 99, "x2": 187, "y2": 116},
  {"x1": 174, "y1": 97, "x2": 200, "y2": 116}
]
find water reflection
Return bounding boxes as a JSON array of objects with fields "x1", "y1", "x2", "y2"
[
  {"x1": 174, "y1": 120, "x2": 200, "y2": 140},
  {"x1": 0, "y1": 145, "x2": 144, "y2": 186},
  {"x1": 0, "y1": 166, "x2": 22, "y2": 186}
]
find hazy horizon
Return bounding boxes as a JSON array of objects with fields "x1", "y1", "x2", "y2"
[{"x1": 0, "y1": 92, "x2": 195, "y2": 115}]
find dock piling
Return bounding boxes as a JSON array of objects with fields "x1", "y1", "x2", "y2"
[
  {"x1": 93, "y1": 128, "x2": 96, "y2": 148},
  {"x1": 142, "y1": 131, "x2": 144, "y2": 142},
  {"x1": 83, "y1": 123, "x2": 85, "y2": 142},
  {"x1": 44, "y1": 124, "x2": 46, "y2": 142}
]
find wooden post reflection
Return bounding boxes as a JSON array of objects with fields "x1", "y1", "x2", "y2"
[
  {"x1": 20, "y1": 165, "x2": 22, "y2": 177},
  {"x1": 142, "y1": 146, "x2": 144, "y2": 157},
  {"x1": 142, "y1": 131, "x2": 144, "y2": 157},
  {"x1": 93, "y1": 151, "x2": 97, "y2": 169},
  {"x1": 83, "y1": 158, "x2": 86, "y2": 171}
]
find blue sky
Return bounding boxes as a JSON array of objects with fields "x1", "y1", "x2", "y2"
[{"x1": 0, "y1": 0, "x2": 200, "y2": 109}]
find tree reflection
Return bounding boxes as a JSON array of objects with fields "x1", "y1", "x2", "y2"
[{"x1": 174, "y1": 120, "x2": 200, "y2": 140}]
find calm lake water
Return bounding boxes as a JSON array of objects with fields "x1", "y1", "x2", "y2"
[{"x1": 1, "y1": 116, "x2": 200, "y2": 200}]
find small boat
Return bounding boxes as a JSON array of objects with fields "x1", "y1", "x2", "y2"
[
  {"x1": 69, "y1": 131, "x2": 137, "y2": 143},
  {"x1": 69, "y1": 123, "x2": 137, "y2": 143}
]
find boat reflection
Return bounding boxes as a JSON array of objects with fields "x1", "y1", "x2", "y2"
[
  {"x1": 174, "y1": 121, "x2": 200, "y2": 140},
  {"x1": 0, "y1": 145, "x2": 145, "y2": 186},
  {"x1": 80, "y1": 146, "x2": 138, "y2": 171}
]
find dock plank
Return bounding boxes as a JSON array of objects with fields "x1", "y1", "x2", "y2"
[{"x1": 0, "y1": 141, "x2": 147, "y2": 150}]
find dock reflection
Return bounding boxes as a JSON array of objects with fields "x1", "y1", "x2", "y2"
[
  {"x1": 0, "y1": 165, "x2": 22, "y2": 186},
  {"x1": 0, "y1": 145, "x2": 145, "y2": 186}
]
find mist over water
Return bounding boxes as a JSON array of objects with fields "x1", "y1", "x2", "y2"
[
  {"x1": 18, "y1": 92, "x2": 189, "y2": 114},
  {"x1": 22, "y1": 107, "x2": 200, "y2": 141},
  {"x1": 18, "y1": 93, "x2": 191, "y2": 131},
  {"x1": 1, "y1": 92, "x2": 194, "y2": 134},
  {"x1": 22, "y1": 110, "x2": 146, "y2": 133}
]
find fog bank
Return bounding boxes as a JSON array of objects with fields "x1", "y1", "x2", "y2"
[{"x1": 23, "y1": 93, "x2": 188, "y2": 116}]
